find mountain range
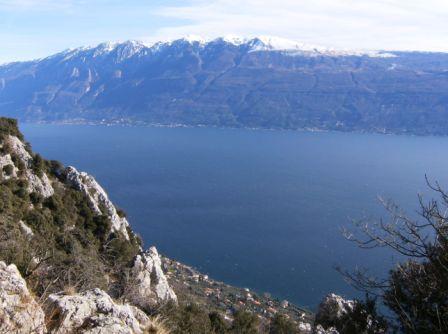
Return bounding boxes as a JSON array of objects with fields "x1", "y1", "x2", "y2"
[{"x1": 1, "y1": 36, "x2": 448, "y2": 135}]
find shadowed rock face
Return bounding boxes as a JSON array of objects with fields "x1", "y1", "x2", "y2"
[
  {"x1": 0, "y1": 261, "x2": 46, "y2": 334},
  {"x1": 1, "y1": 38, "x2": 448, "y2": 135}
]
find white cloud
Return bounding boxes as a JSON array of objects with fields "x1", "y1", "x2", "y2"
[{"x1": 152, "y1": 0, "x2": 448, "y2": 51}]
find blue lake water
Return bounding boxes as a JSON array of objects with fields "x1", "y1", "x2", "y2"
[{"x1": 20, "y1": 124, "x2": 448, "y2": 309}]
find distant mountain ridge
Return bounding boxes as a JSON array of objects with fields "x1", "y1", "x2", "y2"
[
  {"x1": 45, "y1": 36, "x2": 398, "y2": 59},
  {"x1": 1, "y1": 36, "x2": 448, "y2": 135}
]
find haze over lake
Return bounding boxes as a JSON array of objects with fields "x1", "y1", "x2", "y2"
[{"x1": 21, "y1": 124, "x2": 448, "y2": 308}]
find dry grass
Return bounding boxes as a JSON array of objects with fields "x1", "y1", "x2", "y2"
[
  {"x1": 63, "y1": 286, "x2": 76, "y2": 296},
  {"x1": 144, "y1": 315, "x2": 171, "y2": 334}
]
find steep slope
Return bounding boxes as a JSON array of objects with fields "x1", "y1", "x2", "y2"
[
  {"x1": 0, "y1": 117, "x2": 176, "y2": 306},
  {"x1": 1, "y1": 37, "x2": 448, "y2": 135}
]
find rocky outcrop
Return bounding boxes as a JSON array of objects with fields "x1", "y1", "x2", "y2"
[
  {"x1": 0, "y1": 260, "x2": 169, "y2": 334},
  {"x1": 0, "y1": 261, "x2": 46, "y2": 334},
  {"x1": 46, "y1": 288, "x2": 156, "y2": 334},
  {"x1": 314, "y1": 324, "x2": 340, "y2": 334},
  {"x1": 125, "y1": 247, "x2": 177, "y2": 309},
  {"x1": 27, "y1": 170, "x2": 55, "y2": 198},
  {"x1": 5, "y1": 135, "x2": 31, "y2": 164},
  {"x1": 315, "y1": 293, "x2": 354, "y2": 326},
  {"x1": 0, "y1": 153, "x2": 17, "y2": 179},
  {"x1": 64, "y1": 166, "x2": 130, "y2": 239},
  {"x1": 0, "y1": 135, "x2": 54, "y2": 197},
  {"x1": 315, "y1": 293, "x2": 387, "y2": 334}
]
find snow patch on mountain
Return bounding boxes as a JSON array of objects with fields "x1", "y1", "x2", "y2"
[{"x1": 48, "y1": 36, "x2": 397, "y2": 63}]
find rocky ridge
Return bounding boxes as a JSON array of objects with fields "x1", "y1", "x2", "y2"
[{"x1": 64, "y1": 166, "x2": 130, "y2": 240}]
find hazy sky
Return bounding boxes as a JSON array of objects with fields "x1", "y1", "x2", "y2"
[{"x1": 1, "y1": 0, "x2": 447, "y2": 63}]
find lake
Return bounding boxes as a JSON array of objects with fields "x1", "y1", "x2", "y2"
[{"x1": 20, "y1": 124, "x2": 448, "y2": 309}]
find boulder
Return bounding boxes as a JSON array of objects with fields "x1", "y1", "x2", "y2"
[
  {"x1": 0, "y1": 261, "x2": 46, "y2": 334},
  {"x1": 124, "y1": 246, "x2": 177, "y2": 309},
  {"x1": 19, "y1": 220, "x2": 34, "y2": 237},
  {"x1": 46, "y1": 288, "x2": 155, "y2": 334}
]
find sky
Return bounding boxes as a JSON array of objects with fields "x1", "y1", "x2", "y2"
[{"x1": 1, "y1": 0, "x2": 448, "y2": 63}]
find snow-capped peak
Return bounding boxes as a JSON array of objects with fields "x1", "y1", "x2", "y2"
[
  {"x1": 248, "y1": 36, "x2": 321, "y2": 52},
  {"x1": 243, "y1": 36, "x2": 396, "y2": 57},
  {"x1": 180, "y1": 34, "x2": 208, "y2": 44},
  {"x1": 48, "y1": 35, "x2": 396, "y2": 64}
]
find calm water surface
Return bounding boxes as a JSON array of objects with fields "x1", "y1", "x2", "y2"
[{"x1": 21, "y1": 124, "x2": 448, "y2": 309}]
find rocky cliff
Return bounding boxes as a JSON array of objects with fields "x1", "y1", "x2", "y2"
[{"x1": 0, "y1": 117, "x2": 177, "y2": 333}]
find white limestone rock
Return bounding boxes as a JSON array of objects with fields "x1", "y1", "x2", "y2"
[
  {"x1": 125, "y1": 246, "x2": 177, "y2": 308},
  {"x1": 314, "y1": 324, "x2": 340, "y2": 334},
  {"x1": 0, "y1": 153, "x2": 17, "y2": 179},
  {"x1": 0, "y1": 261, "x2": 46, "y2": 334},
  {"x1": 47, "y1": 288, "x2": 154, "y2": 334},
  {"x1": 26, "y1": 169, "x2": 55, "y2": 198},
  {"x1": 19, "y1": 220, "x2": 34, "y2": 237},
  {"x1": 316, "y1": 293, "x2": 354, "y2": 324},
  {"x1": 298, "y1": 321, "x2": 312, "y2": 333},
  {"x1": 1, "y1": 135, "x2": 54, "y2": 197},
  {"x1": 5, "y1": 135, "x2": 32, "y2": 165},
  {"x1": 64, "y1": 166, "x2": 130, "y2": 239}
]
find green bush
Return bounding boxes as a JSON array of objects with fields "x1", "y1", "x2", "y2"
[
  {"x1": 32, "y1": 153, "x2": 45, "y2": 177},
  {"x1": 2, "y1": 164, "x2": 14, "y2": 176},
  {"x1": 30, "y1": 192, "x2": 43, "y2": 205},
  {"x1": 231, "y1": 310, "x2": 259, "y2": 334},
  {"x1": 48, "y1": 160, "x2": 64, "y2": 178},
  {"x1": 0, "y1": 117, "x2": 23, "y2": 140},
  {"x1": 316, "y1": 296, "x2": 387, "y2": 334},
  {"x1": 116, "y1": 207, "x2": 127, "y2": 218},
  {"x1": 163, "y1": 303, "x2": 214, "y2": 334},
  {"x1": 269, "y1": 314, "x2": 297, "y2": 334},
  {"x1": 209, "y1": 312, "x2": 228, "y2": 334}
]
